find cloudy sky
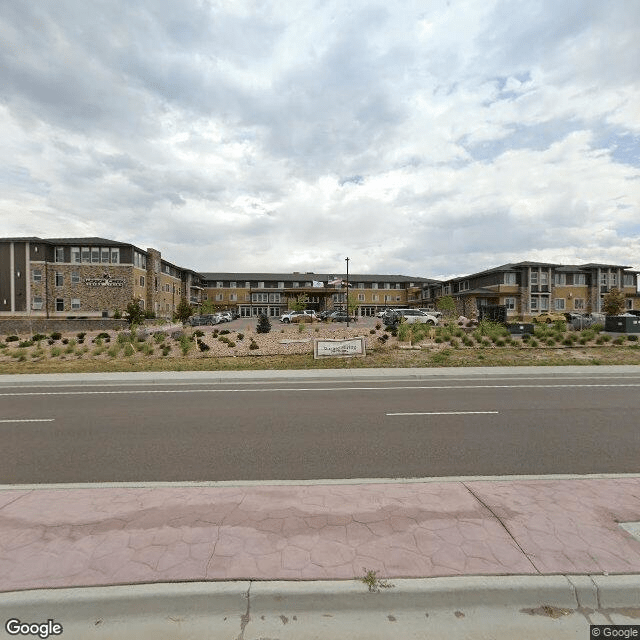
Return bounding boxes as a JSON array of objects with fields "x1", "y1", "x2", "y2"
[{"x1": 1, "y1": 0, "x2": 639, "y2": 279}]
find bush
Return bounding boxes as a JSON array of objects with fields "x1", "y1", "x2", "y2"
[
  {"x1": 18, "y1": 340, "x2": 33, "y2": 348},
  {"x1": 62, "y1": 338, "x2": 69, "y2": 345},
  {"x1": 113, "y1": 309, "x2": 122, "y2": 319},
  {"x1": 545, "y1": 337, "x2": 556, "y2": 346},
  {"x1": 627, "y1": 335, "x2": 638, "y2": 342},
  {"x1": 237, "y1": 333, "x2": 244, "y2": 341},
  {"x1": 193, "y1": 330, "x2": 205, "y2": 337},
  {"x1": 162, "y1": 346, "x2": 171, "y2": 356},
  {"x1": 256, "y1": 314, "x2": 271, "y2": 334},
  {"x1": 249, "y1": 340, "x2": 259, "y2": 350},
  {"x1": 370, "y1": 329, "x2": 376, "y2": 335},
  {"x1": 227, "y1": 340, "x2": 236, "y2": 347},
  {"x1": 197, "y1": 341, "x2": 210, "y2": 352},
  {"x1": 76, "y1": 332, "x2": 86, "y2": 340},
  {"x1": 124, "y1": 344, "x2": 135, "y2": 357},
  {"x1": 50, "y1": 332, "x2": 62, "y2": 340},
  {"x1": 529, "y1": 338, "x2": 538, "y2": 348},
  {"x1": 154, "y1": 332, "x2": 166, "y2": 344},
  {"x1": 50, "y1": 347, "x2": 62, "y2": 357},
  {"x1": 613, "y1": 336, "x2": 625, "y2": 345},
  {"x1": 5, "y1": 335, "x2": 19, "y2": 342},
  {"x1": 32, "y1": 334, "x2": 47, "y2": 341}
]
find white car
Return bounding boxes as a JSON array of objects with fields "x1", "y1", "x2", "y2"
[
  {"x1": 280, "y1": 310, "x2": 317, "y2": 323},
  {"x1": 384, "y1": 309, "x2": 439, "y2": 325}
]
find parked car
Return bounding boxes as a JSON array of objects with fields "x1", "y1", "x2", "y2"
[
  {"x1": 328, "y1": 311, "x2": 357, "y2": 323},
  {"x1": 532, "y1": 312, "x2": 566, "y2": 324},
  {"x1": 188, "y1": 314, "x2": 219, "y2": 326},
  {"x1": 567, "y1": 312, "x2": 605, "y2": 330},
  {"x1": 219, "y1": 311, "x2": 233, "y2": 322},
  {"x1": 279, "y1": 310, "x2": 317, "y2": 323},
  {"x1": 384, "y1": 309, "x2": 439, "y2": 325}
]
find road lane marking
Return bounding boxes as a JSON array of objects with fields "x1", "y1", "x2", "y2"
[
  {"x1": 0, "y1": 419, "x2": 55, "y2": 423},
  {"x1": 1, "y1": 383, "x2": 640, "y2": 396},
  {"x1": 387, "y1": 411, "x2": 499, "y2": 416}
]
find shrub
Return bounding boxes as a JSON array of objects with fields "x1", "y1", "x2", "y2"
[
  {"x1": 579, "y1": 337, "x2": 588, "y2": 345},
  {"x1": 162, "y1": 346, "x2": 171, "y2": 356},
  {"x1": 237, "y1": 333, "x2": 244, "y2": 341},
  {"x1": 193, "y1": 330, "x2": 205, "y2": 337},
  {"x1": 227, "y1": 340, "x2": 236, "y2": 347},
  {"x1": 495, "y1": 338, "x2": 506, "y2": 347},
  {"x1": 462, "y1": 336, "x2": 474, "y2": 347},
  {"x1": 198, "y1": 341, "x2": 210, "y2": 352},
  {"x1": 529, "y1": 338, "x2": 538, "y2": 348},
  {"x1": 397, "y1": 324, "x2": 410, "y2": 342},
  {"x1": 154, "y1": 332, "x2": 166, "y2": 344},
  {"x1": 449, "y1": 338, "x2": 459, "y2": 348},
  {"x1": 61, "y1": 338, "x2": 69, "y2": 345},
  {"x1": 546, "y1": 337, "x2": 556, "y2": 346},
  {"x1": 76, "y1": 332, "x2": 86, "y2": 340},
  {"x1": 591, "y1": 323, "x2": 603, "y2": 333},
  {"x1": 32, "y1": 334, "x2": 47, "y2": 341},
  {"x1": 18, "y1": 340, "x2": 33, "y2": 348},
  {"x1": 5, "y1": 335, "x2": 19, "y2": 342},
  {"x1": 47, "y1": 339, "x2": 55, "y2": 345},
  {"x1": 256, "y1": 314, "x2": 271, "y2": 334},
  {"x1": 50, "y1": 347, "x2": 62, "y2": 357},
  {"x1": 124, "y1": 344, "x2": 135, "y2": 357},
  {"x1": 376, "y1": 323, "x2": 382, "y2": 330},
  {"x1": 613, "y1": 336, "x2": 625, "y2": 345},
  {"x1": 370, "y1": 329, "x2": 376, "y2": 335},
  {"x1": 50, "y1": 332, "x2": 62, "y2": 340},
  {"x1": 552, "y1": 320, "x2": 567, "y2": 332},
  {"x1": 113, "y1": 308, "x2": 122, "y2": 319},
  {"x1": 562, "y1": 337, "x2": 573, "y2": 346},
  {"x1": 249, "y1": 340, "x2": 259, "y2": 350},
  {"x1": 179, "y1": 334, "x2": 192, "y2": 355},
  {"x1": 219, "y1": 329, "x2": 230, "y2": 335},
  {"x1": 627, "y1": 335, "x2": 638, "y2": 342},
  {"x1": 107, "y1": 346, "x2": 119, "y2": 357}
]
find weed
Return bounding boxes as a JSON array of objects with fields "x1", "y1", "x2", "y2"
[
  {"x1": 162, "y1": 346, "x2": 171, "y2": 356},
  {"x1": 50, "y1": 347, "x2": 62, "y2": 357},
  {"x1": 360, "y1": 568, "x2": 394, "y2": 593},
  {"x1": 124, "y1": 344, "x2": 135, "y2": 357},
  {"x1": 12, "y1": 349, "x2": 27, "y2": 360},
  {"x1": 107, "y1": 346, "x2": 119, "y2": 357},
  {"x1": 154, "y1": 332, "x2": 167, "y2": 343}
]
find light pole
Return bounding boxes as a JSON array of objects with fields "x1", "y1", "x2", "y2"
[{"x1": 345, "y1": 257, "x2": 350, "y2": 327}]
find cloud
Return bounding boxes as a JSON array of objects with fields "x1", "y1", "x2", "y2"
[{"x1": 0, "y1": 0, "x2": 638, "y2": 279}]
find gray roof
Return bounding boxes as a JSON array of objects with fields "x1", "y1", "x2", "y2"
[{"x1": 199, "y1": 272, "x2": 437, "y2": 283}]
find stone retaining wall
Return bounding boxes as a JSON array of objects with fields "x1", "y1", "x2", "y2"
[{"x1": 0, "y1": 318, "x2": 129, "y2": 336}]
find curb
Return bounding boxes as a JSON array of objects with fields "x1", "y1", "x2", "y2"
[
  {"x1": 1, "y1": 576, "x2": 638, "y2": 640},
  {"x1": 1, "y1": 364, "x2": 639, "y2": 386}
]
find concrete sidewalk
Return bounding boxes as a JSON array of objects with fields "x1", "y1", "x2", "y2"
[{"x1": 1, "y1": 477, "x2": 640, "y2": 592}]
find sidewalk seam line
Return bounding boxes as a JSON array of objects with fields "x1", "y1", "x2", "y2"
[
  {"x1": 0, "y1": 489, "x2": 34, "y2": 512},
  {"x1": 462, "y1": 482, "x2": 540, "y2": 574}
]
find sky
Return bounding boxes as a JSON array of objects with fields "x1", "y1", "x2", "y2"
[{"x1": 1, "y1": 0, "x2": 639, "y2": 279}]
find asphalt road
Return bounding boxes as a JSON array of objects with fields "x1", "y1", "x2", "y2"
[{"x1": 1, "y1": 371, "x2": 639, "y2": 484}]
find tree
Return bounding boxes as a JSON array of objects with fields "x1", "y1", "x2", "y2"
[
  {"x1": 124, "y1": 300, "x2": 145, "y2": 326},
  {"x1": 201, "y1": 299, "x2": 222, "y2": 314},
  {"x1": 256, "y1": 313, "x2": 271, "y2": 333},
  {"x1": 602, "y1": 287, "x2": 626, "y2": 316},
  {"x1": 436, "y1": 295, "x2": 456, "y2": 317},
  {"x1": 175, "y1": 297, "x2": 193, "y2": 323},
  {"x1": 347, "y1": 292, "x2": 359, "y2": 316},
  {"x1": 289, "y1": 293, "x2": 309, "y2": 312}
]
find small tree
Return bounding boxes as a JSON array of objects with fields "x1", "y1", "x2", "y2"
[
  {"x1": 201, "y1": 299, "x2": 222, "y2": 314},
  {"x1": 124, "y1": 300, "x2": 145, "y2": 326},
  {"x1": 289, "y1": 293, "x2": 309, "y2": 312},
  {"x1": 347, "y1": 292, "x2": 359, "y2": 316},
  {"x1": 175, "y1": 297, "x2": 193, "y2": 323},
  {"x1": 436, "y1": 295, "x2": 456, "y2": 318},
  {"x1": 256, "y1": 313, "x2": 271, "y2": 333},
  {"x1": 602, "y1": 287, "x2": 626, "y2": 316}
]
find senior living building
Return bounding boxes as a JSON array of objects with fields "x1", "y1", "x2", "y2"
[{"x1": 1, "y1": 237, "x2": 638, "y2": 320}]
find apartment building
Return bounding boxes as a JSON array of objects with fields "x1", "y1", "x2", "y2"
[
  {"x1": 0, "y1": 237, "x2": 203, "y2": 318},
  {"x1": 421, "y1": 262, "x2": 640, "y2": 319},
  {"x1": 200, "y1": 273, "x2": 436, "y2": 317}
]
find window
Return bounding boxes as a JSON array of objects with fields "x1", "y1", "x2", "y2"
[
  {"x1": 55, "y1": 272, "x2": 64, "y2": 287},
  {"x1": 601, "y1": 273, "x2": 608, "y2": 286},
  {"x1": 71, "y1": 247, "x2": 80, "y2": 263},
  {"x1": 258, "y1": 282, "x2": 264, "y2": 288},
  {"x1": 32, "y1": 296, "x2": 43, "y2": 310},
  {"x1": 55, "y1": 247, "x2": 64, "y2": 262},
  {"x1": 530, "y1": 297, "x2": 538, "y2": 311},
  {"x1": 216, "y1": 281, "x2": 223, "y2": 288},
  {"x1": 372, "y1": 295, "x2": 379, "y2": 302},
  {"x1": 278, "y1": 282, "x2": 284, "y2": 288},
  {"x1": 384, "y1": 283, "x2": 390, "y2": 289},
  {"x1": 55, "y1": 298, "x2": 64, "y2": 312},
  {"x1": 292, "y1": 282, "x2": 299, "y2": 288},
  {"x1": 530, "y1": 272, "x2": 538, "y2": 286},
  {"x1": 81, "y1": 247, "x2": 90, "y2": 263},
  {"x1": 554, "y1": 273, "x2": 566, "y2": 285},
  {"x1": 384, "y1": 295, "x2": 391, "y2": 302},
  {"x1": 573, "y1": 273, "x2": 586, "y2": 286},
  {"x1": 458, "y1": 281, "x2": 469, "y2": 291},
  {"x1": 101, "y1": 248, "x2": 110, "y2": 263},
  {"x1": 358, "y1": 282, "x2": 364, "y2": 289},
  {"x1": 230, "y1": 282, "x2": 237, "y2": 288},
  {"x1": 71, "y1": 298, "x2": 80, "y2": 310},
  {"x1": 624, "y1": 275, "x2": 634, "y2": 287},
  {"x1": 540, "y1": 297, "x2": 549, "y2": 311},
  {"x1": 626, "y1": 298, "x2": 633, "y2": 310},
  {"x1": 91, "y1": 247, "x2": 100, "y2": 263},
  {"x1": 504, "y1": 297, "x2": 516, "y2": 310},
  {"x1": 71, "y1": 271, "x2": 80, "y2": 284},
  {"x1": 230, "y1": 294, "x2": 237, "y2": 302},
  {"x1": 371, "y1": 283, "x2": 378, "y2": 289},
  {"x1": 574, "y1": 298, "x2": 585, "y2": 310},
  {"x1": 32, "y1": 269, "x2": 42, "y2": 283},
  {"x1": 252, "y1": 293, "x2": 268, "y2": 303},
  {"x1": 358, "y1": 294, "x2": 365, "y2": 301},
  {"x1": 554, "y1": 298, "x2": 566, "y2": 310},
  {"x1": 540, "y1": 272, "x2": 549, "y2": 286},
  {"x1": 268, "y1": 293, "x2": 281, "y2": 303},
  {"x1": 110, "y1": 248, "x2": 119, "y2": 264},
  {"x1": 610, "y1": 273, "x2": 618, "y2": 287},
  {"x1": 245, "y1": 281, "x2": 250, "y2": 288},
  {"x1": 139, "y1": 276, "x2": 145, "y2": 287},
  {"x1": 216, "y1": 294, "x2": 223, "y2": 301},
  {"x1": 504, "y1": 273, "x2": 516, "y2": 285}
]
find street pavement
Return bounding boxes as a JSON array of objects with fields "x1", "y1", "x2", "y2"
[{"x1": 1, "y1": 367, "x2": 639, "y2": 638}]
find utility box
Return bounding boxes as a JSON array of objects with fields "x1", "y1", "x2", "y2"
[
  {"x1": 605, "y1": 315, "x2": 640, "y2": 333},
  {"x1": 507, "y1": 323, "x2": 534, "y2": 335}
]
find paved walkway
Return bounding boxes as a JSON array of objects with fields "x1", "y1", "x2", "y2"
[{"x1": 1, "y1": 477, "x2": 640, "y2": 592}]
